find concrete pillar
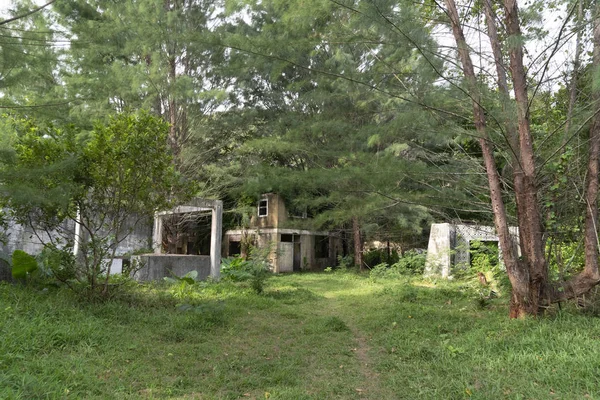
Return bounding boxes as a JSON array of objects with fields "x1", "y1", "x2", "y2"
[
  {"x1": 424, "y1": 223, "x2": 453, "y2": 278},
  {"x1": 152, "y1": 213, "x2": 163, "y2": 254},
  {"x1": 210, "y1": 200, "x2": 223, "y2": 280},
  {"x1": 73, "y1": 208, "x2": 82, "y2": 256}
]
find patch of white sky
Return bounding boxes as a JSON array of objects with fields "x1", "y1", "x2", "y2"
[
  {"x1": 0, "y1": 0, "x2": 72, "y2": 50},
  {"x1": 433, "y1": 0, "x2": 584, "y2": 92}
]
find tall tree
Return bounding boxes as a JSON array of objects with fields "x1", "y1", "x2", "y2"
[
  {"x1": 55, "y1": 0, "x2": 229, "y2": 163},
  {"x1": 441, "y1": 0, "x2": 600, "y2": 316},
  {"x1": 188, "y1": 0, "x2": 449, "y2": 266}
]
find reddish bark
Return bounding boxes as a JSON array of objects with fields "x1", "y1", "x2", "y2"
[
  {"x1": 447, "y1": 0, "x2": 600, "y2": 316},
  {"x1": 445, "y1": 0, "x2": 526, "y2": 316}
]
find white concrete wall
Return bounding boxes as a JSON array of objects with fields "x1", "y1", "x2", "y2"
[{"x1": 424, "y1": 223, "x2": 454, "y2": 278}]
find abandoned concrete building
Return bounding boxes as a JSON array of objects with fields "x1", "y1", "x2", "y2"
[
  {"x1": 0, "y1": 198, "x2": 223, "y2": 281},
  {"x1": 223, "y1": 193, "x2": 341, "y2": 273},
  {"x1": 424, "y1": 222, "x2": 519, "y2": 278}
]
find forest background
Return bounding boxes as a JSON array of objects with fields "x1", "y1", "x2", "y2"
[{"x1": 0, "y1": 0, "x2": 599, "y2": 317}]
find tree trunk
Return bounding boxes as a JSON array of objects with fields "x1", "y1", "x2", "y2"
[
  {"x1": 504, "y1": 0, "x2": 550, "y2": 315},
  {"x1": 445, "y1": 0, "x2": 526, "y2": 317},
  {"x1": 352, "y1": 216, "x2": 363, "y2": 270},
  {"x1": 555, "y1": 6, "x2": 600, "y2": 299},
  {"x1": 168, "y1": 56, "x2": 179, "y2": 161},
  {"x1": 582, "y1": 11, "x2": 600, "y2": 283}
]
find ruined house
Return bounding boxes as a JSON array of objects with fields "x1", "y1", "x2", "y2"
[
  {"x1": 0, "y1": 198, "x2": 223, "y2": 281},
  {"x1": 223, "y1": 193, "x2": 341, "y2": 272}
]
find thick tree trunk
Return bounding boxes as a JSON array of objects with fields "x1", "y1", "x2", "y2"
[
  {"x1": 352, "y1": 216, "x2": 363, "y2": 271},
  {"x1": 445, "y1": 0, "x2": 526, "y2": 317},
  {"x1": 502, "y1": 0, "x2": 550, "y2": 315},
  {"x1": 482, "y1": 0, "x2": 531, "y2": 317},
  {"x1": 555, "y1": 9, "x2": 600, "y2": 300}
]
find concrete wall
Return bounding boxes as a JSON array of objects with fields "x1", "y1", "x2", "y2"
[
  {"x1": 114, "y1": 218, "x2": 153, "y2": 256},
  {"x1": 132, "y1": 254, "x2": 212, "y2": 281},
  {"x1": 1, "y1": 217, "x2": 151, "y2": 258},
  {"x1": 424, "y1": 223, "x2": 454, "y2": 278},
  {"x1": 2, "y1": 219, "x2": 76, "y2": 257},
  {"x1": 251, "y1": 193, "x2": 287, "y2": 229}
]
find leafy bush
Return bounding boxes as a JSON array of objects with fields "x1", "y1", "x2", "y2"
[
  {"x1": 38, "y1": 244, "x2": 76, "y2": 283},
  {"x1": 11, "y1": 250, "x2": 38, "y2": 280},
  {"x1": 363, "y1": 248, "x2": 399, "y2": 269},
  {"x1": 163, "y1": 270, "x2": 206, "y2": 302},
  {"x1": 221, "y1": 246, "x2": 271, "y2": 294},
  {"x1": 336, "y1": 255, "x2": 354, "y2": 270},
  {"x1": 393, "y1": 250, "x2": 426, "y2": 275},
  {"x1": 369, "y1": 250, "x2": 426, "y2": 279},
  {"x1": 455, "y1": 241, "x2": 509, "y2": 300},
  {"x1": 547, "y1": 240, "x2": 585, "y2": 280}
]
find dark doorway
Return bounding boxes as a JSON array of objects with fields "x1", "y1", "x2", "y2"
[
  {"x1": 293, "y1": 242, "x2": 302, "y2": 271},
  {"x1": 229, "y1": 240, "x2": 241, "y2": 256}
]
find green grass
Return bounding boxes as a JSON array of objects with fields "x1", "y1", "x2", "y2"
[{"x1": 2, "y1": 273, "x2": 600, "y2": 399}]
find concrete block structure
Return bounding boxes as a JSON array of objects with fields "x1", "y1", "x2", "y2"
[
  {"x1": 1, "y1": 198, "x2": 223, "y2": 282},
  {"x1": 223, "y1": 193, "x2": 341, "y2": 273},
  {"x1": 424, "y1": 223, "x2": 519, "y2": 278}
]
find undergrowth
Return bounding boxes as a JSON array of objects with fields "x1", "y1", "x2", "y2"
[{"x1": 1, "y1": 272, "x2": 599, "y2": 399}]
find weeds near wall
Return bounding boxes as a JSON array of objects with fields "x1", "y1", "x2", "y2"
[{"x1": 221, "y1": 245, "x2": 272, "y2": 294}]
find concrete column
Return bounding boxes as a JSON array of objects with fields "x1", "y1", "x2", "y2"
[
  {"x1": 73, "y1": 208, "x2": 82, "y2": 256},
  {"x1": 210, "y1": 200, "x2": 223, "y2": 280},
  {"x1": 424, "y1": 223, "x2": 453, "y2": 278},
  {"x1": 152, "y1": 213, "x2": 163, "y2": 254}
]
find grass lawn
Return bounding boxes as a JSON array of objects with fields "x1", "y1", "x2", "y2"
[{"x1": 2, "y1": 272, "x2": 600, "y2": 399}]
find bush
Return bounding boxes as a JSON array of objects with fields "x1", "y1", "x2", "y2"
[
  {"x1": 393, "y1": 250, "x2": 426, "y2": 275},
  {"x1": 220, "y1": 246, "x2": 271, "y2": 294},
  {"x1": 336, "y1": 255, "x2": 354, "y2": 270},
  {"x1": 369, "y1": 250, "x2": 426, "y2": 279},
  {"x1": 11, "y1": 250, "x2": 38, "y2": 280},
  {"x1": 363, "y1": 248, "x2": 399, "y2": 269},
  {"x1": 454, "y1": 241, "x2": 510, "y2": 300},
  {"x1": 38, "y1": 244, "x2": 77, "y2": 283}
]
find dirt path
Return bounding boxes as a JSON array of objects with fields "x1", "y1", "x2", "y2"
[
  {"x1": 349, "y1": 329, "x2": 384, "y2": 399},
  {"x1": 315, "y1": 290, "x2": 393, "y2": 399}
]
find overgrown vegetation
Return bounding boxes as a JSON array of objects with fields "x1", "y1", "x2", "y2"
[
  {"x1": 221, "y1": 246, "x2": 272, "y2": 294},
  {"x1": 2, "y1": 272, "x2": 600, "y2": 399},
  {"x1": 369, "y1": 250, "x2": 427, "y2": 279},
  {"x1": 0, "y1": 112, "x2": 189, "y2": 296}
]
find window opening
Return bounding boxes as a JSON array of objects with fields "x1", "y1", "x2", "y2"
[{"x1": 258, "y1": 199, "x2": 268, "y2": 217}]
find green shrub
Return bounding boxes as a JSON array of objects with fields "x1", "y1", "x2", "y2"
[
  {"x1": 220, "y1": 246, "x2": 271, "y2": 294},
  {"x1": 11, "y1": 250, "x2": 38, "y2": 280},
  {"x1": 393, "y1": 250, "x2": 426, "y2": 275},
  {"x1": 369, "y1": 250, "x2": 426, "y2": 279},
  {"x1": 363, "y1": 248, "x2": 399, "y2": 269},
  {"x1": 336, "y1": 255, "x2": 354, "y2": 270},
  {"x1": 38, "y1": 244, "x2": 77, "y2": 283}
]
